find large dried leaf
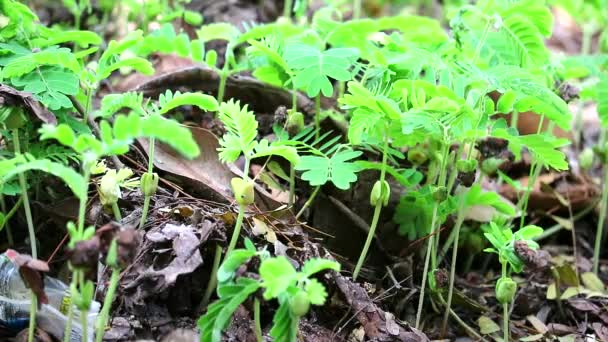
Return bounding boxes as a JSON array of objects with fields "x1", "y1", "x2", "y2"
[{"x1": 139, "y1": 127, "x2": 281, "y2": 210}]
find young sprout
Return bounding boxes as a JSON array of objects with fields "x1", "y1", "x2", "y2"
[{"x1": 483, "y1": 222, "x2": 543, "y2": 341}]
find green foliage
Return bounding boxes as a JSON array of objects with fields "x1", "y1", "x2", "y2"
[
  {"x1": 198, "y1": 249, "x2": 338, "y2": 342},
  {"x1": 295, "y1": 149, "x2": 362, "y2": 190},
  {"x1": 0, "y1": 154, "x2": 85, "y2": 198},
  {"x1": 284, "y1": 43, "x2": 359, "y2": 97},
  {"x1": 598, "y1": 75, "x2": 608, "y2": 126},
  {"x1": 39, "y1": 112, "x2": 200, "y2": 162},
  {"x1": 394, "y1": 185, "x2": 457, "y2": 240},
  {"x1": 483, "y1": 221, "x2": 543, "y2": 273},
  {"x1": 154, "y1": 90, "x2": 219, "y2": 115},
  {"x1": 198, "y1": 277, "x2": 261, "y2": 342},
  {"x1": 217, "y1": 100, "x2": 299, "y2": 165}
]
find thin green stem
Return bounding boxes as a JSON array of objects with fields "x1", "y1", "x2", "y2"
[
  {"x1": 284, "y1": 0, "x2": 293, "y2": 18},
  {"x1": 0, "y1": 195, "x2": 15, "y2": 245},
  {"x1": 77, "y1": 166, "x2": 92, "y2": 234},
  {"x1": 201, "y1": 244, "x2": 223, "y2": 308},
  {"x1": 217, "y1": 46, "x2": 232, "y2": 104},
  {"x1": 63, "y1": 272, "x2": 77, "y2": 342},
  {"x1": 289, "y1": 165, "x2": 296, "y2": 209},
  {"x1": 111, "y1": 202, "x2": 122, "y2": 221},
  {"x1": 291, "y1": 86, "x2": 298, "y2": 113},
  {"x1": 441, "y1": 200, "x2": 466, "y2": 336},
  {"x1": 352, "y1": 129, "x2": 390, "y2": 281},
  {"x1": 416, "y1": 143, "x2": 450, "y2": 329},
  {"x1": 81, "y1": 303, "x2": 88, "y2": 342},
  {"x1": 139, "y1": 196, "x2": 151, "y2": 228},
  {"x1": 0, "y1": 195, "x2": 23, "y2": 233},
  {"x1": 353, "y1": 0, "x2": 362, "y2": 19},
  {"x1": 95, "y1": 268, "x2": 120, "y2": 342},
  {"x1": 140, "y1": 137, "x2": 156, "y2": 228},
  {"x1": 83, "y1": 86, "x2": 92, "y2": 123},
  {"x1": 502, "y1": 262, "x2": 509, "y2": 342},
  {"x1": 352, "y1": 200, "x2": 383, "y2": 280},
  {"x1": 225, "y1": 205, "x2": 246, "y2": 258},
  {"x1": 315, "y1": 95, "x2": 321, "y2": 140},
  {"x1": 295, "y1": 186, "x2": 320, "y2": 220},
  {"x1": 254, "y1": 298, "x2": 263, "y2": 342},
  {"x1": 218, "y1": 71, "x2": 228, "y2": 104},
  {"x1": 582, "y1": 24, "x2": 594, "y2": 55},
  {"x1": 593, "y1": 161, "x2": 608, "y2": 274},
  {"x1": 28, "y1": 292, "x2": 36, "y2": 342},
  {"x1": 13, "y1": 129, "x2": 37, "y2": 258},
  {"x1": 415, "y1": 207, "x2": 437, "y2": 329}
]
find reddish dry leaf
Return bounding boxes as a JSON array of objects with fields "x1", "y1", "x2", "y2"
[{"x1": 5, "y1": 249, "x2": 49, "y2": 305}]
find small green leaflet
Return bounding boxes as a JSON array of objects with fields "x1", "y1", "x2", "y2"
[
  {"x1": 40, "y1": 113, "x2": 200, "y2": 160},
  {"x1": 197, "y1": 278, "x2": 261, "y2": 342},
  {"x1": 155, "y1": 90, "x2": 219, "y2": 115},
  {"x1": 216, "y1": 249, "x2": 256, "y2": 283},
  {"x1": 259, "y1": 256, "x2": 298, "y2": 300},
  {"x1": 295, "y1": 149, "x2": 362, "y2": 190},
  {"x1": 0, "y1": 156, "x2": 85, "y2": 199},
  {"x1": 284, "y1": 43, "x2": 359, "y2": 97},
  {"x1": 270, "y1": 298, "x2": 298, "y2": 342},
  {"x1": 597, "y1": 75, "x2": 608, "y2": 127},
  {"x1": 217, "y1": 100, "x2": 258, "y2": 163},
  {"x1": 10, "y1": 66, "x2": 79, "y2": 110},
  {"x1": 465, "y1": 184, "x2": 516, "y2": 217}
]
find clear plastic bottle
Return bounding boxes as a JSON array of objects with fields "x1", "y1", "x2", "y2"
[{"x1": 0, "y1": 253, "x2": 100, "y2": 341}]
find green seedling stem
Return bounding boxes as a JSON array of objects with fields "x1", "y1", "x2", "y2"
[
  {"x1": 13, "y1": 129, "x2": 37, "y2": 259},
  {"x1": 96, "y1": 268, "x2": 120, "y2": 342},
  {"x1": 296, "y1": 186, "x2": 320, "y2": 220},
  {"x1": 502, "y1": 262, "x2": 510, "y2": 342},
  {"x1": 416, "y1": 143, "x2": 450, "y2": 329},
  {"x1": 28, "y1": 293, "x2": 36, "y2": 342},
  {"x1": 254, "y1": 298, "x2": 263, "y2": 342},
  {"x1": 593, "y1": 159, "x2": 608, "y2": 274},
  {"x1": 140, "y1": 137, "x2": 156, "y2": 229},
  {"x1": 352, "y1": 129, "x2": 389, "y2": 280}
]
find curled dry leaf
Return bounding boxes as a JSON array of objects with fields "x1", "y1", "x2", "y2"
[
  {"x1": 5, "y1": 249, "x2": 49, "y2": 305},
  {"x1": 0, "y1": 84, "x2": 56, "y2": 124}
]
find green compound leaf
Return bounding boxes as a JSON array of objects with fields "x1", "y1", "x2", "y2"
[
  {"x1": 465, "y1": 184, "x2": 516, "y2": 217},
  {"x1": 217, "y1": 100, "x2": 258, "y2": 163},
  {"x1": 486, "y1": 66, "x2": 571, "y2": 130},
  {"x1": 10, "y1": 66, "x2": 79, "y2": 110},
  {"x1": 295, "y1": 149, "x2": 362, "y2": 190},
  {"x1": 197, "y1": 277, "x2": 260, "y2": 342},
  {"x1": 251, "y1": 139, "x2": 300, "y2": 166},
  {"x1": 270, "y1": 297, "x2": 298, "y2": 342},
  {"x1": 284, "y1": 43, "x2": 359, "y2": 97},
  {"x1": 2, "y1": 46, "x2": 80, "y2": 78},
  {"x1": 40, "y1": 113, "x2": 200, "y2": 160},
  {"x1": 300, "y1": 258, "x2": 340, "y2": 277},
  {"x1": 155, "y1": 90, "x2": 219, "y2": 115},
  {"x1": 97, "y1": 92, "x2": 146, "y2": 119},
  {"x1": 217, "y1": 249, "x2": 256, "y2": 284},
  {"x1": 259, "y1": 256, "x2": 298, "y2": 300},
  {"x1": 305, "y1": 279, "x2": 328, "y2": 305},
  {"x1": 0, "y1": 157, "x2": 85, "y2": 199}
]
